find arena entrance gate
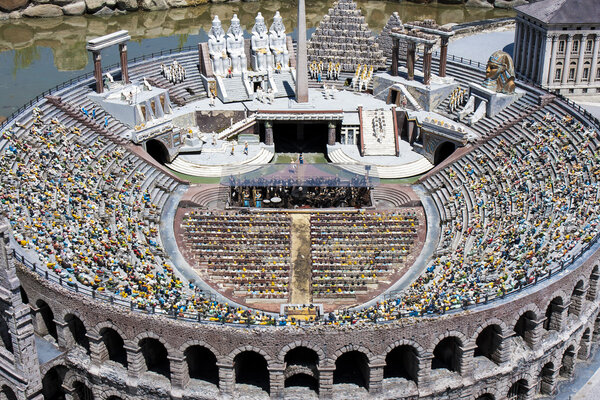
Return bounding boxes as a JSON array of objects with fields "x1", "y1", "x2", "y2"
[{"x1": 256, "y1": 110, "x2": 343, "y2": 152}]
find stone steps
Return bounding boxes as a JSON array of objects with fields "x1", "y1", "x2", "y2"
[
  {"x1": 327, "y1": 148, "x2": 433, "y2": 178},
  {"x1": 166, "y1": 147, "x2": 274, "y2": 177}
]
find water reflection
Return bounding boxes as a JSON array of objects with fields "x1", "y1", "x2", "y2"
[
  {"x1": 0, "y1": 0, "x2": 513, "y2": 116},
  {"x1": 0, "y1": 0, "x2": 513, "y2": 72}
]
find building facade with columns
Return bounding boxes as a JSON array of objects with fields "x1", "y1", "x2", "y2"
[{"x1": 514, "y1": 0, "x2": 600, "y2": 96}]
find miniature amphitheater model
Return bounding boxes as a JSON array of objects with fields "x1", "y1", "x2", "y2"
[{"x1": 1, "y1": 10, "x2": 600, "y2": 400}]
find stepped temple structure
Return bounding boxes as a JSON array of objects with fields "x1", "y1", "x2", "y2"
[
  {"x1": 307, "y1": 0, "x2": 385, "y2": 72},
  {"x1": 1, "y1": 1, "x2": 600, "y2": 399}
]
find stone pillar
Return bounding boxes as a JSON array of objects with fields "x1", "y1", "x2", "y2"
[
  {"x1": 519, "y1": 24, "x2": 531, "y2": 75},
  {"x1": 406, "y1": 42, "x2": 416, "y2": 81},
  {"x1": 318, "y1": 367, "x2": 334, "y2": 399},
  {"x1": 217, "y1": 363, "x2": 234, "y2": 395},
  {"x1": 93, "y1": 50, "x2": 103, "y2": 94},
  {"x1": 549, "y1": 303, "x2": 568, "y2": 331},
  {"x1": 562, "y1": 34, "x2": 574, "y2": 84},
  {"x1": 569, "y1": 286, "x2": 587, "y2": 316},
  {"x1": 576, "y1": 34, "x2": 588, "y2": 84},
  {"x1": 368, "y1": 364, "x2": 384, "y2": 394},
  {"x1": 439, "y1": 37, "x2": 449, "y2": 77},
  {"x1": 125, "y1": 344, "x2": 146, "y2": 380},
  {"x1": 459, "y1": 347, "x2": 474, "y2": 377},
  {"x1": 591, "y1": 35, "x2": 600, "y2": 83},
  {"x1": 119, "y1": 43, "x2": 129, "y2": 84},
  {"x1": 493, "y1": 333, "x2": 512, "y2": 365},
  {"x1": 540, "y1": 365, "x2": 558, "y2": 396},
  {"x1": 513, "y1": 21, "x2": 522, "y2": 73},
  {"x1": 87, "y1": 333, "x2": 107, "y2": 365},
  {"x1": 391, "y1": 38, "x2": 399, "y2": 76},
  {"x1": 423, "y1": 45, "x2": 433, "y2": 86},
  {"x1": 531, "y1": 29, "x2": 542, "y2": 81},
  {"x1": 586, "y1": 273, "x2": 599, "y2": 301},
  {"x1": 525, "y1": 27, "x2": 536, "y2": 78},
  {"x1": 295, "y1": 0, "x2": 309, "y2": 103},
  {"x1": 547, "y1": 35, "x2": 558, "y2": 86},
  {"x1": 416, "y1": 354, "x2": 433, "y2": 389},
  {"x1": 269, "y1": 368, "x2": 285, "y2": 399},
  {"x1": 169, "y1": 355, "x2": 188, "y2": 390},
  {"x1": 54, "y1": 319, "x2": 70, "y2": 350},
  {"x1": 265, "y1": 121, "x2": 274, "y2": 146},
  {"x1": 327, "y1": 122, "x2": 336, "y2": 145}
]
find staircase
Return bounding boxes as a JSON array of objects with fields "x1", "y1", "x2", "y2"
[
  {"x1": 362, "y1": 109, "x2": 396, "y2": 156},
  {"x1": 218, "y1": 76, "x2": 251, "y2": 103},
  {"x1": 272, "y1": 70, "x2": 296, "y2": 97}
]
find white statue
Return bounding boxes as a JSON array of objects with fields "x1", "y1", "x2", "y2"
[
  {"x1": 269, "y1": 11, "x2": 289, "y2": 71},
  {"x1": 208, "y1": 16, "x2": 228, "y2": 76},
  {"x1": 251, "y1": 12, "x2": 271, "y2": 71},
  {"x1": 226, "y1": 14, "x2": 247, "y2": 74}
]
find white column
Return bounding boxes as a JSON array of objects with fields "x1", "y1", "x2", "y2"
[
  {"x1": 514, "y1": 21, "x2": 523, "y2": 73},
  {"x1": 538, "y1": 33, "x2": 551, "y2": 85},
  {"x1": 562, "y1": 34, "x2": 574, "y2": 84},
  {"x1": 547, "y1": 35, "x2": 558, "y2": 86},
  {"x1": 576, "y1": 34, "x2": 588, "y2": 84},
  {"x1": 591, "y1": 35, "x2": 600, "y2": 83}
]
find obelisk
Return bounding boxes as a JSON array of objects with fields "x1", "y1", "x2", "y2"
[{"x1": 295, "y1": 0, "x2": 309, "y2": 103}]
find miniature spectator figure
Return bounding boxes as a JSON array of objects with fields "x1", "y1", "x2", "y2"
[
  {"x1": 244, "y1": 141, "x2": 249, "y2": 155},
  {"x1": 104, "y1": 116, "x2": 109, "y2": 128},
  {"x1": 231, "y1": 144, "x2": 235, "y2": 155}
]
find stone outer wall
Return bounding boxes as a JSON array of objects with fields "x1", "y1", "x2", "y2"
[{"x1": 14, "y1": 242, "x2": 600, "y2": 399}]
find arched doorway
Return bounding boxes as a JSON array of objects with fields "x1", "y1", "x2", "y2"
[
  {"x1": 514, "y1": 311, "x2": 537, "y2": 348},
  {"x1": 333, "y1": 351, "x2": 370, "y2": 389},
  {"x1": 185, "y1": 345, "x2": 219, "y2": 385},
  {"x1": 72, "y1": 381, "x2": 94, "y2": 400},
  {"x1": 139, "y1": 338, "x2": 170, "y2": 379},
  {"x1": 434, "y1": 141, "x2": 455, "y2": 165},
  {"x1": 284, "y1": 347, "x2": 319, "y2": 393},
  {"x1": 544, "y1": 297, "x2": 564, "y2": 331},
  {"x1": 65, "y1": 314, "x2": 89, "y2": 353},
  {"x1": 507, "y1": 379, "x2": 529, "y2": 400},
  {"x1": 35, "y1": 300, "x2": 57, "y2": 342},
  {"x1": 0, "y1": 314, "x2": 13, "y2": 353},
  {"x1": 42, "y1": 365, "x2": 68, "y2": 400},
  {"x1": 560, "y1": 345, "x2": 576, "y2": 378},
  {"x1": 145, "y1": 139, "x2": 169, "y2": 164},
  {"x1": 540, "y1": 362, "x2": 556, "y2": 395},
  {"x1": 384, "y1": 345, "x2": 419, "y2": 382},
  {"x1": 100, "y1": 328, "x2": 127, "y2": 367},
  {"x1": 233, "y1": 351, "x2": 270, "y2": 393},
  {"x1": 474, "y1": 325, "x2": 502, "y2": 364},
  {"x1": 432, "y1": 337, "x2": 462, "y2": 373}
]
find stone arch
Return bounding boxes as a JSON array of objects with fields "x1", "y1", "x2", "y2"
[
  {"x1": 138, "y1": 337, "x2": 171, "y2": 379},
  {"x1": 71, "y1": 381, "x2": 95, "y2": 400},
  {"x1": 430, "y1": 332, "x2": 466, "y2": 374},
  {"x1": 384, "y1": 343, "x2": 420, "y2": 383},
  {"x1": 474, "y1": 324, "x2": 504, "y2": 364},
  {"x1": 434, "y1": 141, "x2": 456, "y2": 165},
  {"x1": 178, "y1": 339, "x2": 220, "y2": 362},
  {"x1": 99, "y1": 327, "x2": 127, "y2": 367},
  {"x1": 559, "y1": 344, "x2": 577, "y2": 378},
  {"x1": 35, "y1": 299, "x2": 58, "y2": 342},
  {"x1": 472, "y1": 387, "x2": 497, "y2": 400},
  {"x1": 577, "y1": 326, "x2": 592, "y2": 360},
  {"x1": 233, "y1": 350, "x2": 270, "y2": 394},
  {"x1": 507, "y1": 378, "x2": 530, "y2": 400},
  {"x1": 428, "y1": 330, "x2": 469, "y2": 354},
  {"x1": 42, "y1": 364, "x2": 68, "y2": 400},
  {"x1": 0, "y1": 385, "x2": 17, "y2": 400},
  {"x1": 100, "y1": 389, "x2": 127, "y2": 400},
  {"x1": 508, "y1": 303, "x2": 542, "y2": 329},
  {"x1": 333, "y1": 349, "x2": 370, "y2": 389},
  {"x1": 332, "y1": 344, "x2": 375, "y2": 364},
  {"x1": 278, "y1": 341, "x2": 325, "y2": 366},
  {"x1": 539, "y1": 361, "x2": 556, "y2": 395},
  {"x1": 513, "y1": 309, "x2": 538, "y2": 348},
  {"x1": 283, "y1": 345, "x2": 320, "y2": 392},
  {"x1": 184, "y1": 344, "x2": 219, "y2": 386},
  {"x1": 90, "y1": 321, "x2": 129, "y2": 342},
  {"x1": 145, "y1": 138, "x2": 170, "y2": 164},
  {"x1": 0, "y1": 312, "x2": 13, "y2": 353},
  {"x1": 568, "y1": 278, "x2": 587, "y2": 316},
  {"x1": 544, "y1": 295, "x2": 566, "y2": 331},
  {"x1": 64, "y1": 313, "x2": 90, "y2": 353}
]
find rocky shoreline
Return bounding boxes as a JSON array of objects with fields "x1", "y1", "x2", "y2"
[{"x1": 0, "y1": 0, "x2": 527, "y2": 20}]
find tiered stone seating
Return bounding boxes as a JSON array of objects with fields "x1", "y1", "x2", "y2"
[
  {"x1": 310, "y1": 211, "x2": 419, "y2": 299},
  {"x1": 180, "y1": 211, "x2": 291, "y2": 300}
]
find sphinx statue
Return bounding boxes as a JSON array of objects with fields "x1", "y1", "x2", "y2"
[
  {"x1": 226, "y1": 14, "x2": 247, "y2": 75},
  {"x1": 251, "y1": 12, "x2": 272, "y2": 71},
  {"x1": 482, "y1": 50, "x2": 516, "y2": 94},
  {"x1": 208, "y1": 16, "x2": 228, "y2": 77},
  {"x1": 269, "y1": 11, "x2": 290, "y2": 71}
]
